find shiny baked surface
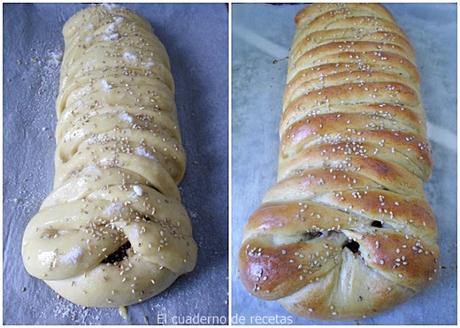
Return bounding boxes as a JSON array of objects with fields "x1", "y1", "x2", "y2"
[{"x1": 239, "y1": 3, "x2": 439, "y2": 320}]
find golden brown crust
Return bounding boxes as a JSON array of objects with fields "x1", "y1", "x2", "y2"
[
  {"x1": 290, "y1": 32, "x2": 415, "y2": 66},
  {"x1": 295, "y1": 4, "x2": 395, "y2": 27},
  {"x1": 288, "y1": 51, "x2": 420, "y2": 83},
  {"x1": 239, "y1": 3, "x2": 438, "y2": 320}
]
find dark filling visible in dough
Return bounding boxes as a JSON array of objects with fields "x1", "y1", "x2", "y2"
[
  {"x1": 302, "y1": 231, "x2": 323, "y2": 241},
  {"x1": 101, "y1": 241, "x2": 131, "y2": 264},
  {"x1": 371, "y1": 220, "x2": 383, "y2": 228},
  {"x1": 343, "y1": 240, "x2": 360, "y2": 254}
]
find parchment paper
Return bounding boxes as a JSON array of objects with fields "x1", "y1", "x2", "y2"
[
  {"x1": 4, "y1": 3, "x2": 228, "y2": 325},
  {"x1": 232, "y1": 3, "x2": 457, "y2": 325}
]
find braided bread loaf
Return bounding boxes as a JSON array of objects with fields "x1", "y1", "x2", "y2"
[
  {"x1": 22, "y1": 5, "x2": 197, "y2": 307},
  {"x1": 239, "y1": 3, "x2": 439, "y2": 320}
]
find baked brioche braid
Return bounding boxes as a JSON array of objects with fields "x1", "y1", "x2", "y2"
[
  {"x1": 239, "y1": 3, "x2": 438, "y2": 320},
  {"x1": 22, "y1": 5, "x2": 197, "y2": 307}
]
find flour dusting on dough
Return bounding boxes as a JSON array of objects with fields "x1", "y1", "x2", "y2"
[
  {"x1": 103, "y1": 33, "x2": 119, "y2": 41},
  {"x1": 123, "y1": 52, "x2": 138, "y2": 62},
  {"x1": 135, "y1": 147, "x2": 155, "y2": 160},
  {"x1": 133, "y1": 185, "x2": 143, "y2": 197},
  {"x1": 144, "y1": 60, "x2": 155, "y2": 69},
  {"x1": 104, "y1": 202, "x2": 124, "y2": 216},
  {"x1": 119, "y1": 112, "x2": 133, "y2": 123},
  {"x1": 60, "y1": 247, "x2": 83, "y2": 265},
  {"x1": 113, "y1": 16, "x2": 124, "y2": 25},
  {"x1": 100, "y1": 79, "x2": 112, "y2": 91},
  {"x1": 38, "y1": 250, "x2": 57, "y2": 266},
  {"x1": 103, "y1": 16, "x2": 124, "y2": 41},
  {"x1": 85, "y1": 165, "x2": 101, "y2": 175}
]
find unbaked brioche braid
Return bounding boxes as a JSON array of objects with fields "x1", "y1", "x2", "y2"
[
  {"x1": 22, "y1": 5, "x2": 197, "y2": 307},
  {"x1": 239, "y1": 3, "x2": 438, "y2": 320}
]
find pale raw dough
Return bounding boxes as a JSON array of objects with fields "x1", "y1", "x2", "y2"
[{"x1": 22, "y1": 4, "x2": 197, "y2": 307}]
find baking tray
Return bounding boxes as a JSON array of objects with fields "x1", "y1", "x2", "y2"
[
  {"x1": 232, "y1": 3, "x2": 457, "y2": 325},
  {"x1": 3, "y1": 3, "x2": 228, "y2": 325}
]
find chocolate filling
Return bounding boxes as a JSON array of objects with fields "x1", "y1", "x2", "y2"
[
  {"x1": 302, "y1": 231, "x2": 323, "y2": 241},
  {"x1": 371, "y1": 220, "x2": 383, "y2": 228},
  {"x1": 101, "y1": 241, "x2": 131, "y2": 264},
  {"x1": 343, "y1": 240, "x2": 360, "y2": 254}
]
